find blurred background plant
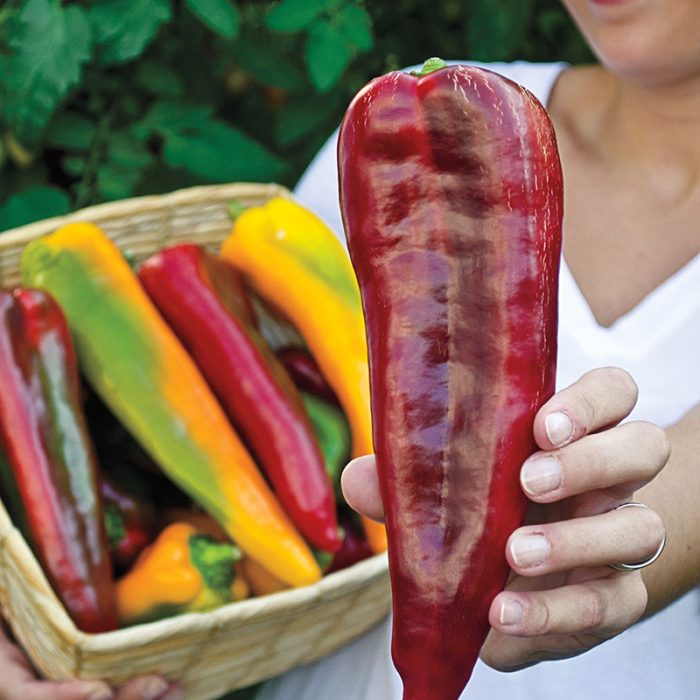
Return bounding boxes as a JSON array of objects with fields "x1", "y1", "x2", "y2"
[{"x1": 0, "y1": 0, "x2": 592, "y2": 232}]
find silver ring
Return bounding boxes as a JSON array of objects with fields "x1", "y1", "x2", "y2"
[{"x1": 609, "y1": 502, "x2": 666, "y2": 572}]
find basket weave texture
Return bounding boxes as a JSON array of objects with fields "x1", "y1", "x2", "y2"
[{"x1": 0, "y1": 183, "x2": 391, "y2": 698}]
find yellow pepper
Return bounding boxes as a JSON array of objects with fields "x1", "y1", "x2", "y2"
[
  {"x1": 116, "y1": 523, "x2": 249, "y2": 625},
  {"x1": 221, "y1": 198, "x2": 387, "y2": 553}
]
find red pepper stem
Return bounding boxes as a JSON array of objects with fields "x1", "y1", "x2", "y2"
[{"x1": 410, "y1": 56, "x2": 448, "y2": 77}]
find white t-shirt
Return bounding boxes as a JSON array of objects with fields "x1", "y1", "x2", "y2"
[{"x1": 259, "y1": 62, "x2": 700, "y2": 700}]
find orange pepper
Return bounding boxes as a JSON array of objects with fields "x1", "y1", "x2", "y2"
[
  {"x1": 116, "y1": 523, "x2": 249, "y2": 625},
  {"x1": 239, "y1": 557, "x2": 290, "y2": 596}
]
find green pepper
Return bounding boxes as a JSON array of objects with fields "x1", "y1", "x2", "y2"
[{"x1": 301, "y1": 392, "x2": 351, "y2": 497}]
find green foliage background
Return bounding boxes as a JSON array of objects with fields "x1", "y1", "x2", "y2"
[{"x1": 0, "y1": 0, "x2": 592, "y2": 232}]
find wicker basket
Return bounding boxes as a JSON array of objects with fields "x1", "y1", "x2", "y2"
[{"x1": 0, "y1": 183, "x2": 391, "y2": 698}]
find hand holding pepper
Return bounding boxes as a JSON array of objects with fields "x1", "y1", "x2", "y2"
[{"x1": 341, "y1": 367, "x2": 669, "y2": 670}]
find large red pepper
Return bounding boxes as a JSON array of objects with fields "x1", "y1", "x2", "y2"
[
  {"x1": 338, "y1": 59, "x2": 563, "y2": 699},
  {"x1": 0, "y1": 289, "x2": 118, "y2": 632},
  {"x1": 139, "y1": 244, "x2": 341, "y2": 553}
]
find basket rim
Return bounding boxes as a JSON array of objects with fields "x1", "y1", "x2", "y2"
[
  {"x1": 0, "y1": 182, "x2": 292, "y2": 248},
  {"x1": 80, "y1": 552, "x2": 389, "y2": 651}
]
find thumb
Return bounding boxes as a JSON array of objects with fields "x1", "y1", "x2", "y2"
[{"x1": 341, "y1": 455, "x2": 384, "y2": 522}]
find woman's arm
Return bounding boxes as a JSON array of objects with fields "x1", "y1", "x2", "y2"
[{"x1": 639, "y1": 403, "x2": 700, "y2": 614}]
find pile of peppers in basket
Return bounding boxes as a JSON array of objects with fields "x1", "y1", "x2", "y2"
[{"x1": 0, "y1": 197, "x2": 384, "y2": 632}]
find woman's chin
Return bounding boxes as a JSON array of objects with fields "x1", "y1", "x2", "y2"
[
  {"x1": 563, "y1": 0, "x2": 700, "y2": 86},
  {"x1": 599, "y1": 50, "x2": 700, "y2": 88}
]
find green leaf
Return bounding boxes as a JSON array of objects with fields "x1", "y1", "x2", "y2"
[
  {"x1": 276, "y1": 92, "x2": 342, "y2": 147},
  {"x1": 185, "y1": 0, "x2": 239, "y2": 38},
  {"x1": 145, "y1": 101, "x2": 285, "y2": 182},
  {"x1": 305, "y1": 20, "x2": 352, "y2": 92},
  {"x1": 2, "y1": 0, "x2": 92, "y2": 141},
  {"x1": 142, "y1": 102, "x2": 213, "y2": 132},
  {"x1": 163, "y1": 125, "x2": 285, "y2": 181},
  {"x1": 0, "y1": 186, "x2": 71, "y2": 232},
  {"x1": 266, "y1": 0, "x2": 327, "y2": 33},
  {"x1": 136, "y1": 60, "x2": 184, "y2": 97},
  {"x1": 110, "y1": 132, "x2": 152, "y2": 170},
  {"x1": 230, "y1": 36, "x2": 306, "y2": 91},
  {"x1": 97, "y1": 130, "x2": 153, "y2": 201},
  {"x1": 47, "y1": 112, "x2": 96, "y2": 150},
  {"x1": 63, "y1": 155, "x2": 87, "y2": 177},
  {"x1": 337, "y1": 5, "x2": 373, "y2": 52},
  {"x1": 468, "y1": 0, "x2": 535, "y2": 62},
  {"x1": 89, "y1": 0, "x2": 172, "y2": 65}
]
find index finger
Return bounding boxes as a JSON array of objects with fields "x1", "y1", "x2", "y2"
[{"x1": 534, "y1": 367, "x2": 639, "y2": 451}]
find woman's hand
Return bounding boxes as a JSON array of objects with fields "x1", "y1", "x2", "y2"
[
  {"x1": 341, "y1": 367, "x2": 670, "y2": 672},
  {"x1": 0, "y1": 623, "x2": 182, "y2": 700}
]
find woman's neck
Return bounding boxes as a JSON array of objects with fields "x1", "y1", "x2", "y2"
[
  {"x1": 570, "y1": 66, "x2": 700, "y2": 203},
  {"x1": 548, "y1": 64, "x2": 700, "y2": 327}
]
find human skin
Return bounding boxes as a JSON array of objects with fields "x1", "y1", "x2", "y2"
[
  {"x1": 0, "y1": 623, "x2": 183, "y2": 700},
  {"x1": 343, "y1": 0, "x2": 700, "y2": 673}
]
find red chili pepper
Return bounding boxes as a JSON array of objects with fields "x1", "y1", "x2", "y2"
[
  {"x1": 277, "y1": 347, "x2": 339, "y2": 404},
  {"x1": 339, "y1": 59, "x2": 563, "y2": 699},
  {"x1": 100, "y1": 472, "x2": 156, "y2": 571},
  {"x1": 328, "y1": 513, "x2": 373, "y2": 573},
  {"x1": 139, "y1": 245, "x2": 341, "y2": 553},
  {"x1": 0, "y1": 289, "x2": 118, "y2": 633}
]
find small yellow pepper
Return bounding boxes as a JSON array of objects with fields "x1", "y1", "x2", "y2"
[{"x1": 116, "y1": 523, "x2": 248, "y2": 625}]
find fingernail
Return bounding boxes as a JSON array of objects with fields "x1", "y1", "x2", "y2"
[
  {"x1": 510, "y1": 533, "x2": 550, "y2": 568},
  {"x1": 140, "y1": 677, "x2": 170, "y2": 700},
  {"x1": 545, "y1": 411, "x2": 573, "y2": 447},
  {"x1": 521, "y1": 455, "x2": 562, "y2": 496},
  {"x1": 499, "y1": 599, "x2": 525, "y2": 626},
  {"x1": 86, "y1": 686, "x2": 114, "y2": 700}
]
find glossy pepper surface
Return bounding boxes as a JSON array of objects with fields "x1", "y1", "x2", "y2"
[
  {"x1": 277, "y1": 347, "x2": 338, "y2": 404},
  {"x1": 138, "y1": 244, "x2": 340, "y2": 553},
  {"x1": 100, "y1": 472, "x2": 156, "y2": 571},
  {"x1": 339, "y1": 59, "x2": 563, "y2": 699},
  {"x1": 116, "y1": 522, "x2": 248, "y2": 624},
  {"x1": 21, "y1": 224, "x2": 321, "y2": 588},
  {"x1": 301, "y1": 392, "x2": 351, "y2": 496},
  {"x1": 221, "y1": 198, "x2": 387, "y2": 553},
  {"x1": 328, "y1": 513, "x2": 373, "y2": 574},
  {"x1": 0, "y1": 288, "x2": 117, "y2": 632}
]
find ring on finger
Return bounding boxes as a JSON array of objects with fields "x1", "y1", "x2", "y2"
[{"x1": 609, "y1": 502, "x2": 666, "y2": 572}]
